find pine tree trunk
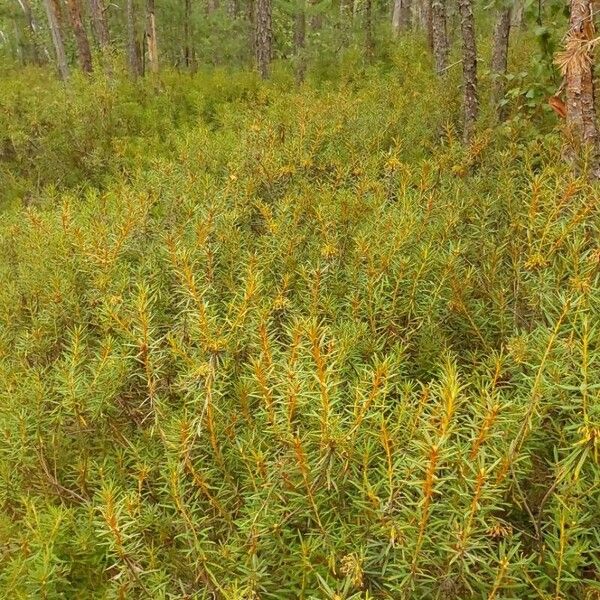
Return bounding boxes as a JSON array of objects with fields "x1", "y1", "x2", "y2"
[
  {"x1": 146, "y1": 0, "x2": 159, "y2": 73},
  {"x1": 458, "y1": 0, "x2": 478, "y2": 142},
  {"x1": 365, "y1": 0, "x2": 374, "y2": 59},
  {"x1": 392, "y1": 0, "x2": 411, "y2": 36},
  {"x1": 254, "y1": 0, "x2": 272, "y2": 78},
  {"x1": 43, "y1": 0, "x2": 69, "y2": 79},
  {"x1": 89, "y1": 0, "x2": 110, "y2": 49},
  {"x1": 431, "y1": 0, "x2": 448, "y2": 74},
  {"x1": 126, "y1": 0, "x2": 142, "y2": 76},
  {"x1": 491, "y1": 7, "x2": 511, "y2": 121},
  {"x1": 16, "y1": 0, "x2": 45, "y2": 64},
  {"x1": 183, "y1": 0, "x2": 193, "y2": 67},
  {"x1": 561, "y1": 0, "x2": 600, "y2": 178},
  {"x1": 512, "y1": 0, "x2": 524, "y2": 28},
  {"x1": 66, "y1": 0, "x2": 93, "y2": 73},
  {"x1": 294, "y1": 1, "x2": 306, "y2": 83},
  {"x1": 422, "y1": 0, "x2": 433, "y2": 49}
]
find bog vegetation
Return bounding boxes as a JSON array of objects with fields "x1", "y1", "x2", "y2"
[{"x1": 1, "y1": 0, "x2": 600, "y2": 599}]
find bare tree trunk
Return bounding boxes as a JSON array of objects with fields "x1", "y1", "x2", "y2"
[
  {"x1": 89, "y1": 0, "x2": 110, "y2": 49},
  {"x1": 431, "y1": 0, "x2": 448, "y2": 73},
  {"x1": 183, "y1": 0, "x2": 193, "y2": 67},
  {"x1": 66, "y1": 0, "x2": 93, "y2": 73},
  {"x1": 126, "y1": 0, "x2": 142, "y2": 76},
  {"x1": 422, "y1": 0, "x2": 433, "y2": 49},
  {"x1": 558, "y1": 0, "x2": 600, "y2": 178},
  {"x1": 207, "y1": 0, "x2": 219, "y2": 11},
  {"x1": 364, "y1": 0, "x2": 374, "y2": 59},
  {"x1": 512, "y1": 0, "x2": 525, "y2": 28},
  {"x1": 254, "y1": 0, "x2": 272, "y2": 78},
  {"x1": 458, "y1": 0, "x2": 478, "y2": 142},
  {"x1": 146, "y1": 0, "x2": 159, "y2": 73},
  {"x1": 16, "y1": 0, "x2": 46, "y2": 63},
  {"x1": 392, "y1": 0, "x2": 411, "y2": 35},
  {"x1": 43, "y1": 0, "x2": 69, "y2": 79},
  {"x1": 491, "y1": 7, "x2": 511, "y2": 121},
  {"x1": 294, "y1": 0, "x2": 306, "y2": 83}
]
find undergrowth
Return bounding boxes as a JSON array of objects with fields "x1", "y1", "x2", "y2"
[{"x1": 0, "y1": 46, "x2": 599, "y2": 599}]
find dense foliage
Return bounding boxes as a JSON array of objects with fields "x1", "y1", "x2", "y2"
[{"x1": 1, "y1": 43, "x2": 600, "y2": 599}]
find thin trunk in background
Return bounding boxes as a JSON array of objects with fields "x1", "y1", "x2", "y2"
[
  {"x1": 89, "y1": 0, "x2": 110, "y2": 49},
  {"x1": 43, "y1": 0, "x2": 69, "y2": 79},
  {"x1": 364, "y1": 0, "x2": 374, "y2": 59},
  {"x1": 126, "y1": 0, "x2": 142, "y2": 76},
  {"x1": 431, "y1": 0, "x2": 448, "y2": 73},
  {"x1": 66, "y1": 0, "x2": 93, "y2": 73},
  {"x1": 146, "y1": 0, "x2": 159, "y2": 73},
  {"x1": 555, "y1": 0, "x2": 600, "y2": 178},
  {"x1": 491, "y1": 6, "x2": 511, "y2": 120},
  {"x1": 16, "y1": 0, "x2": 45, "y2": 63},
  {"x1": 458, "y1": 0, "x2": 478, "y2": 142},
  {"x1": 392, "y1": 0, "x2": 411, "y2": 35},
  {"x1": 422, "y1": 0, "x2": 433, "y2": 49},
  {"x1": 294, "y1": 0, "x2": 306, "y2": 83},
  {"x1": 254, "y1": 0, "x2": 272, "y2": 78},
  {"x1": 512, "y1": 0, "x2": 524, "y2": 29},
  {"x1": 183, "y1": 0, "x2": 193, "y2": 67}
]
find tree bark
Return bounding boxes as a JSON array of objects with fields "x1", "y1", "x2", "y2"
[
  {"x1": 458, "y1": 0, "x2": 478, "y2": 142},
  {"x1": 146, "y1": 0, "x2": 159, "y2": 73},
  {"x1": 491, "y1": 7, "x2": 511, "y2": 121},
  {"x1": 16, "y1": 0, "x2": 45, "y2": 64},
  {"x1": 392, "y1": 0, "x2": 411, "y2": 36},
  {"x1": 254, "y1": 0, "x2": 272, "y2": 78},
  {"x1": 431, "y1": 0, "x2": 448, "y2": 74},
  {"x1": 43, "y1": 0, "x2": 69, "y2": 79},
  {"x1": 559, "y1": 0, "x2": 600, "y2": 178},
  {"x1": 294, "y1": 1, "x2": 306, "y2": 83},
  {"x1": 512, "y1": 0, "x2": 525, "y2": 29},
  {"x1": 66, "y1": 0, "x2": 93, "y2": 73},
  {"x1": 183, "y1": 0, "x2": 193, "y2": 67},
  {"x1": 126, "y1": 0, "x2": 142, "y2": 76},
  {"x1": 422, "y1": 0, "x2": 433, "y2": 49},
  {"x1": 89, "y1": 0, "x2": 110, "y2": 49},
  {"x1": 364, "y1": 0, "x2": 374, "y2": 59}
]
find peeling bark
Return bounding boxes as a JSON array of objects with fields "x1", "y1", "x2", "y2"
[{"x1": 560, "y1": 0, "x2": 600, "y2": 178}]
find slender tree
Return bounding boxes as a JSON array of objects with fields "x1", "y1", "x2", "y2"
[
  {"x1": 555, "y1": 0, "x2": 600, "y2": 178},
  {"x1": 183, "y1": 0, "x2": 193, "y2": 67},
  {"x1": 392, "y1": 0, "x2": 411, "y2": 35},
  {"x1": 126, "y1": 0, "x2": 142, "y2": 76},
  {"x1": 364, "y1": 0, "x2": 374, "y2": 59},
  {"x1": 458, "y1": 0, "x2": 478, "y2": 142},
  {"x1": 146, "y1": 0, "x2": 159, "y2": 73},
  {"x1": 431, "y1": 0, "x2": 449, "y2": 73},
  {"x1": 294, "y1": 0, "x2": 306, "y2": 83},
  {"x1": 43, "y1": 0, "x2": 69, "y2": 79},
  {"x1": 66, "y1": 0, "x2": 93, "y2": 72},
  {"x1": 16, "y1": 0, "x2": 45, "y2": 64},
  {"x1": 254, "y1": 0, "x2": 272, "y2": 78},
  {"x1": 491, "y1": 5, "x2": 511, "y2": 120},
  {"x1": 422, "y1": 0, "x2": 433, "y2": 49},
  {"x1": 89, "y1": 0, "x2": 110, "y2": 50}
]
